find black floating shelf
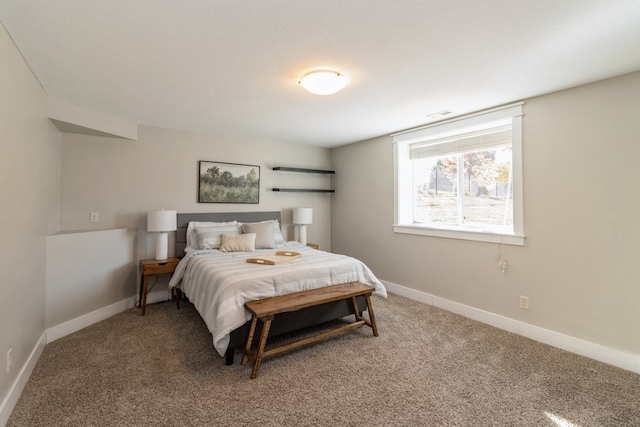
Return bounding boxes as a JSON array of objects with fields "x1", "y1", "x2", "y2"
[
  {"x1": 273, "y1": 167, "x2": 335, "y2": 174},
  {"x1": 272, "y1": 188, "x2": 335, "y2": 193}
]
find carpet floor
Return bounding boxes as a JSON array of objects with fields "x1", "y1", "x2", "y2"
[{"x1": 7, "y1": 293, "x2": 640, "y2": 426}]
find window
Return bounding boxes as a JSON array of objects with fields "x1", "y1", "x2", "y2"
[{"x1": 393, "y1": 103, "x2": 524, "y2": 245}]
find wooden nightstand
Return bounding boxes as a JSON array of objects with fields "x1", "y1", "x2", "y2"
[
  {"x1": 139, "y1": 257, "x2": 179, "y2": 316},
  {"x1": 307, "y1": 243, "x2": 319, "y2": 249}
]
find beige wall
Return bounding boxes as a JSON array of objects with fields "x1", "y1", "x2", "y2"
[
  {"x1": 59, "y1": 126, "x2": 334, "y2": 259},
  {"x1": 0, "y1": 23, "x2": 60, "y2": 417},
  {"x1": 58, "y1": 124, "x2": 334, "y2": 307},
  {"x1": 331, "y1": 71, "x2": 640, "y2": 357},
  {"x1": 3, "y1": 10, "x2": 638, "y2": 414},
  {"x1": 46, "y1": 229, "x2": 137, "y2": 329},
  {"x1": 1, "y1": 20, "x2": 333, "y2": 416}
]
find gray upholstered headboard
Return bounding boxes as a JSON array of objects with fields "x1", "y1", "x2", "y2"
[{"x1": 175, "y1": 211, "x2": 281, "y2": 256}]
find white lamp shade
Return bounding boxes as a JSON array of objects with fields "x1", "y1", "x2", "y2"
[
  {"x1": 293, "y1": 207, "x2": 313, "y2": 225},
  {"x1": 147, "y1": 210, "x2": 176, "y2": 260},
  {"x1": 147, "y1": 210, "x2": 177, "y2": 232}
]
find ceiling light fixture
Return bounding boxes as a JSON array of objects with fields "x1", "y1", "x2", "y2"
[{"x1": 299, "y1": 70, "x2": 348, "y2": 95}]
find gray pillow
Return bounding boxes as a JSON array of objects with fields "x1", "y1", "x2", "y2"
[{"x1": 242, "y1": 221, "x2": 276, "y2": 249}]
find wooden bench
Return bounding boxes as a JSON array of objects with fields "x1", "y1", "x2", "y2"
[{"x1": 241, "y1": 282, "x2": 379, "y2": 379}]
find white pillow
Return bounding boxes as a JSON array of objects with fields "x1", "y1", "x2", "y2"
[
  {"x1": 186, "y1": 221, "x2": 237, "y2": 252},
  {"x1": 194, "y1": 224, "x2": 242, "y2": 250},
  {"x1": 219, "y1": 233, "x2": 256, "y2": 252}
]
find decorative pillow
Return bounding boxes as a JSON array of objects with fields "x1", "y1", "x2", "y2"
[
  {"x1": 219, "y1": 233, "x2": 256, "y2": 252},
  {"x1": 195, "y1": 224, "x2": 242, "y2": 250},
  {"x1": 273, "y1": 220, "x2": 285, "y2": 245},
  {"x1": 242, "y1": 221, "x2": 276, "y2": 249},
  {"x1": 186, "y1": 221, "x2": 238, "y2": 252}
]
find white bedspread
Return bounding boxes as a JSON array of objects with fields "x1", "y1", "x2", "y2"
[{"x1": 168, "y1": 242, "x2": 386, "y2": 356}]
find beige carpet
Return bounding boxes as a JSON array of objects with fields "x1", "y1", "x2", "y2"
[{"x1": 8, "y1": 293, "x2": 640, "y2": 426}]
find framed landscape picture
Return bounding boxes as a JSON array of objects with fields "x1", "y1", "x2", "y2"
[{"x1": 198, "y1": 161, "x2": 260, "y2": 204}]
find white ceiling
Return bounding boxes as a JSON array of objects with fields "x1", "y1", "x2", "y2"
[{"x1": 2, "y1": 1, "x2": 640, "y2": 148}]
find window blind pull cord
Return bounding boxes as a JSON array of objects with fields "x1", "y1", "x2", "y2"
[{"x1": 499, "y1": 237, "x2": 507, "y2": 273}]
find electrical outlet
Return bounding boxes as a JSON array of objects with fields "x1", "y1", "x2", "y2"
[
  {"x1": 90, "y1": 212, "x2": 99, "y2": 223},
  {"x1": 519, "y1": 296, "x2": 529, "y2": 310},
  {"x1": 6, "y1": 348, "x2": 12, "y2": 373}
]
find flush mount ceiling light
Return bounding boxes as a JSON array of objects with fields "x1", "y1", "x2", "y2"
[{"x1": 298, "y1": 70, "x2": 348, "y2": 95}]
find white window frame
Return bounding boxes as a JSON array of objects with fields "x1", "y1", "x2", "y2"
[{"x1": 393, "y1": 103, "x2": 525, "y2": 246}]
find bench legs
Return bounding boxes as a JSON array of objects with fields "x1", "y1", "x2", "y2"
[
  {"x1": 356, "y1": 295, "x2": 379, "y2": 337},
  {"x1": 241, "y1": 314, "x2": 273, "y2": 379},
  {"x1": 242, "y1": 293, "x2": 378, "y2": 379}
]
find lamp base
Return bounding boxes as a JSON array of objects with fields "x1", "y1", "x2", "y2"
[
  {"x1": 155, "y1": 232, "x2": 169, "y2": 260},
  {"x1": 298, "y1": 225, "x2": 307, "y2": 246}
]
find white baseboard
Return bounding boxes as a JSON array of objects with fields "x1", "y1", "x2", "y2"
[
  {"x1": 0, "y1": 332, "x2": 46, "y2": 427},
  {"x1": 5, "y1": 283, "x2": 636, "y2": 427},
  {"x1": 382, "y1": 280, "x2": 640, "y2": 375},
  {"x1": 144, "y1": 289, "x2": 174, "y2": 306},
  {"x1": 46, "y1": 298, "x2": 136, "y2": 343},
  {"x1": 47, "y1": 289, "x2": 171, "y2": 343},
  {"x1": 1, "y1": 290, "x2": 172, "y2": 426}
]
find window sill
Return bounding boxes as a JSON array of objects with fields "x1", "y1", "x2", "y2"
[{"x1": 393, "y1": 224, "x2": 525, "y2": 246}]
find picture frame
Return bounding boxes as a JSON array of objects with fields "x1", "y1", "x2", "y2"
[{"x1": 198, "y1": 161, "x2": 260, "y2": 204}]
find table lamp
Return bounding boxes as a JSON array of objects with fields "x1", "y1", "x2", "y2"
[
  {"x1": 147, "y1": 209, "x2": 177, "y2": 260},
  {"x1": 293, "y1": 207, "x2": 313, "y2": 246}
]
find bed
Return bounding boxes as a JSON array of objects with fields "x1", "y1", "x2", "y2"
[{"x1": 169, "y1": 211, "x2": 387, "y2": 365}]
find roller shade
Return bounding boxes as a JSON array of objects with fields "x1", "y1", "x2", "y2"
[{"x1": 410, "y1": 124, "x2": 512, "y2": 159}]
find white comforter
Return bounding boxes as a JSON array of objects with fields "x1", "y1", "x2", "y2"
[{"x1": 169, "y1": 242, "x2": 386, "y2": 356}]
